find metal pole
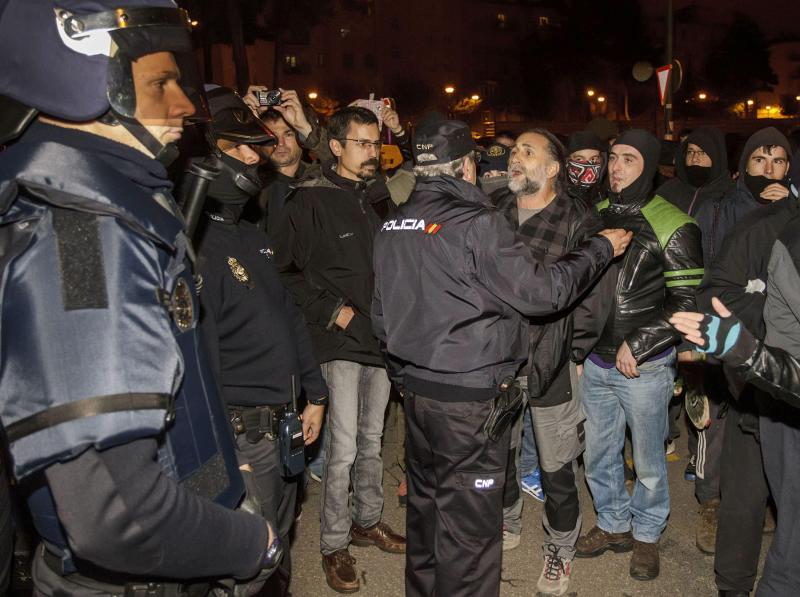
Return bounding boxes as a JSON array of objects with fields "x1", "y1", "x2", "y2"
[{"x1": 664, "y1": 0, "x2": 674, "y2": 140}]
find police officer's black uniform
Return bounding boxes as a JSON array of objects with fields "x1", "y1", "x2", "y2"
[
  {"x1": 189, "y1": 86, "x2": 328, "y2": 595},
  {"x1": 0, "y1": 2, "x2": 278, "y2": 595},
  {"x1": 372, "y1": 119, "x2": 616, "y2": 597}
]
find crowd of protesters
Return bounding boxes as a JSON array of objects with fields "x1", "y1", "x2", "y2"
[
  {"x1": 2, "y1": 68, "x2": 800, "y2": 597},
  {"x1": 211, "y1": 85, "x2": 800, "y2": 597}
]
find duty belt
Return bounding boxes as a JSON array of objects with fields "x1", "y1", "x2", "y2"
[
  {"x1": 41, "y1": 547, "x2": 210, "y2": 597},
  {"x1": 229, "y1": 403, "x2": 290, "y2": 443}
]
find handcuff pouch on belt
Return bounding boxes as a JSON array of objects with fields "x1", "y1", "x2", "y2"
[{"x1": 484, "y1": 377, "x2": 524, "y2": 442}]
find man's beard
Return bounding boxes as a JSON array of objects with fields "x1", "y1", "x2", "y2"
[
  {"x1": 357, "y1": 159, "x2": 380, "y2": 180},
  {"x1": 508, "y1": 164, "x2": 544, "y2": 196}
]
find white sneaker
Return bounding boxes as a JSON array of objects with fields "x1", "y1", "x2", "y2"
[
  {"x1": 536, "y1": 546, "x2": 571, "y2": 596},
  {"x1": 502, "y1": 529, "x2": 521, "y2": 551},
  {"x1": 665, "y1": 440, "x2": 676, "y2": 456}
]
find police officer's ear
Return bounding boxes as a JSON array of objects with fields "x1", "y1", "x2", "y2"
[
  {"x1": 330, "y1": 137, "x2": 344, "y2": 158},
  {"x1": 462, "y1": 154, "x2": 477, "y2": 185}
]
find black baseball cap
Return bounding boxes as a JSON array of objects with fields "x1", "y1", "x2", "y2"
[
  {"x1": 413, "y1": 118, "x2": 477, "y2": 166},
  {"x1": 478, "y1": 143, "x2": 510, "y2": 174}
]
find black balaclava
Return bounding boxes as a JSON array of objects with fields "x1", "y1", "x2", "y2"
[
  {"x1": 739, "y1": 127, "x2": 792, "y2": 204},
  {"x1": 609, "y1": 129, "x2": 661, "y2": 205},
  {"x1": 680, "y1": 127, "x2": 728, "y2": 189}
]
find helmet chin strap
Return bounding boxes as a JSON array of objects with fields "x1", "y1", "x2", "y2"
[{"x1": 101, "y1": 109, "x2": 179, "y2": 166}]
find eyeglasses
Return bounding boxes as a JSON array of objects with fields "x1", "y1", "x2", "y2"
[
  {"x1": 686, "y1": 149, "x2": 708, "y2": 159},
  {"x1": 340, "y1": 138, "x2": 382, "y2": 151}
]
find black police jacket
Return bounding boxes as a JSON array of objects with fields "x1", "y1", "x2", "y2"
[
  {"x1": 196, "y1": 204, "x2": 328, "y2": 407},
  {"x1": 372, "y1": 175, "x2": 614, "y2": 401},
  {"x1": 593, "y1": 194, "x2": 704, "y2": 362},
  {"x1": 274, "y1": 162, "x2": 394, "y2": 366}
]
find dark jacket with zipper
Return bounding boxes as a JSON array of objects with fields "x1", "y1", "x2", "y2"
[
  {"x1": 593, "y1": 194, "x2": 704, "y2": 363},
  {"x1": 196, "y1": 202, "x2": 328, "y2": 407},
  {"x1": 372, "y1": 176, "x2": 614, "y2": 402},
  {"x1": 274, "y1": 161, "x2": 394, "y2": 366},
  {"x1": 497, "y1": 190, "x2": 613, "y2": 406}
]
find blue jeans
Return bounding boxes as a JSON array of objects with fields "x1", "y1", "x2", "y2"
[
  {"x1": 319, "y1": 360, "x2": 391, "y2": 554},
  {"x1": 581, "y1": 351, "x2": 675, "y2": 544},
  {"x1": 520, "y1": 407, "x2": 539, "y2": 476}
]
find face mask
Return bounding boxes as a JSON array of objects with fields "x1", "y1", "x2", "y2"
[
  {"x1": 744, "y1": 173, "x2": 775, "y2": 204},
  {"x1": 207, "y1": 152, "x2": 262, "y2": 204},
  {"x1": 567, "y1": 160, "x2": 602, "y2": 188},
  {"x1": 686, "y1": 165, "x2": 711, "y2": 188}
]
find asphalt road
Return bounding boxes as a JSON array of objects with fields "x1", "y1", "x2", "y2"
[{"x1": 290, "y1": 403, "x2": 770, "y2": 597}]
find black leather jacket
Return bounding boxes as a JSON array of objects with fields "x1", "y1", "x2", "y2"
[{"x1": 593, "y1": 194, "x2": 704, "y2": 362}]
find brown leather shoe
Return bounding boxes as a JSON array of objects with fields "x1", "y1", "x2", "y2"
[
  {"x1": 575, "y1": 525, "x2": 634, "y2": 558},
  {"x1": 629, "y1": 539, "x2": 660, "y2": 580},
  {"x1": 322, "y1": 549, "x2": 359, "y2": 594},
  {"x1": 350, "y1": 521, "x2": 406, "y2": 554}
]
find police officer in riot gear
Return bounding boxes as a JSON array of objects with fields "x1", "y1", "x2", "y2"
[
  {"x1": 190, "y1": 85, "x2": 328, "y2": 596},
  {"x1": 0, "y1": 1, "x2": 280, "y2": 595}
]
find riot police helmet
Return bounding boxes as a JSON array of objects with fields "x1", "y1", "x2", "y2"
[{"x1": 0, "y1": 0, "x2": 207, "y2": 164}]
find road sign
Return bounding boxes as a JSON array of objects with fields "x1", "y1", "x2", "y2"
[{"x1": 656, "y1": 64, "x2": 672, "y2": 107}]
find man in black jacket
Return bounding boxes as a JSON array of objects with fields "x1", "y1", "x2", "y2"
[
  {"x1": 372, "y1": 117, "x2": 631, "y2": 597},
  {"x1": 657, "y1": 127, "x2": 734, "y2": 554},
  {"x1": 576, "y1": 129, "x2": 704, "y2": 581},
  {"x1": 498, "y1": 129, "x2": 613, "y2": 596},
  {"x1": 274, "y1": 106, "x2": 404, "y2": 594},
  {"x1": 193, "y1": 86, "x2": 329, "y2": 596}
]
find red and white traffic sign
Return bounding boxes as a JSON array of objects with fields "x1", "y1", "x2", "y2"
[{"x1": 656, "y1": 64, "x2": 672, "y2": 107}]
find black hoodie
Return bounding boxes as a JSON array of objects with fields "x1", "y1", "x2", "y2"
[
  {"x1": 656, "y1": 127, "x2": 734, "y2": 216},
  {"x1": 695, "y1": 127, "x2": 792, "y2": 263}
]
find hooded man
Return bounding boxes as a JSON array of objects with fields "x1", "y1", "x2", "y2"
[
  {"x1": 657, "y1": 127, "x2": 735, "y2": 555},
  {"x1": 698, "y1": 127, "x2": 792, "y2": 262},
  {"x1": 566, "y1": 130, "x2": 608, "y2": 207},
  {"x1": 657, "y1": 127, "x2": 734, "y2": 217},
  {"x1": 576, "y1": 129, "x2": 704, "y2": 581}
]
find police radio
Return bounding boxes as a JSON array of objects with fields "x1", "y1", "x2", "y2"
[{"x1": 279, "y1": 375, "x2": 305, "y2": 477}]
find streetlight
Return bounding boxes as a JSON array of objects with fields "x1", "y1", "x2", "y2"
[
  {"x1": 796, "y1": 95, "x2": 800, "y2": 101},
  {"x1": 308, "y1": 91, "x2": 318, "y2": 100},
  {"x1": 698, "y1": 92, "x2": 707, "y2": 100},
  {"x1": 471, "y1": 94, "x2": 480, "y2": 101},
  {"x1": 597, "y1": 96, "x2": 606, "y2": 103},
  {"x1": 746, "y1": 99, "x2": 755, "y2": 106},
  {"x1": 190, "y1": 19, "x2": 199, "y2": 27},
  {"x1": 444, "y1": 86, "x2": 455, "y2": 94},
  {"x1": 586, "y1": 89, "x2": 595, "y2": 97}
]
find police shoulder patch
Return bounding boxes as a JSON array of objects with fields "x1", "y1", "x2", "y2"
[{"x1": 51, "y1": 207, "x2": 108, "y2": 311}]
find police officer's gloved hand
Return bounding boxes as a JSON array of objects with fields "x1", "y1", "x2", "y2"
[{"x1": 696, "y1": 310, "x2": 758, "y2": 365}]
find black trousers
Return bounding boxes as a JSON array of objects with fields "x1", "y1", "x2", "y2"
[
  {"x1": 234, "y1": 430, "x2": 299, "y2": 597},
  {"x1": 0, "y1": 459, "x2": 11, "y2": 596},
  {"x1": 714, "y1": 388, "x2": 769, "y2": 592},
  {"x1": 404, "y1": 393, "x2": 510, "y2": 597}
]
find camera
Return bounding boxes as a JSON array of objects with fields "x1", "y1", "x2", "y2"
[{"x1": 255, "y1": 89, "x2": 282, "y2": 107}]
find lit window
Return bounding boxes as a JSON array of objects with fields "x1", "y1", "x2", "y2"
[
  {"x1": 284, "y1": 55, "x2": 297, "y2": 68},
  {"x1": 539, "y1": 16, "x2": 550, "y2": 26},
  {"x1": 497, "y1": 13, "x2": 506, "y2": 28}
]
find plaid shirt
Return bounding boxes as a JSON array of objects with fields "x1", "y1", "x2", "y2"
[{"x1": 498, "y1": 191, "x2": 579, "y2": 260}]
